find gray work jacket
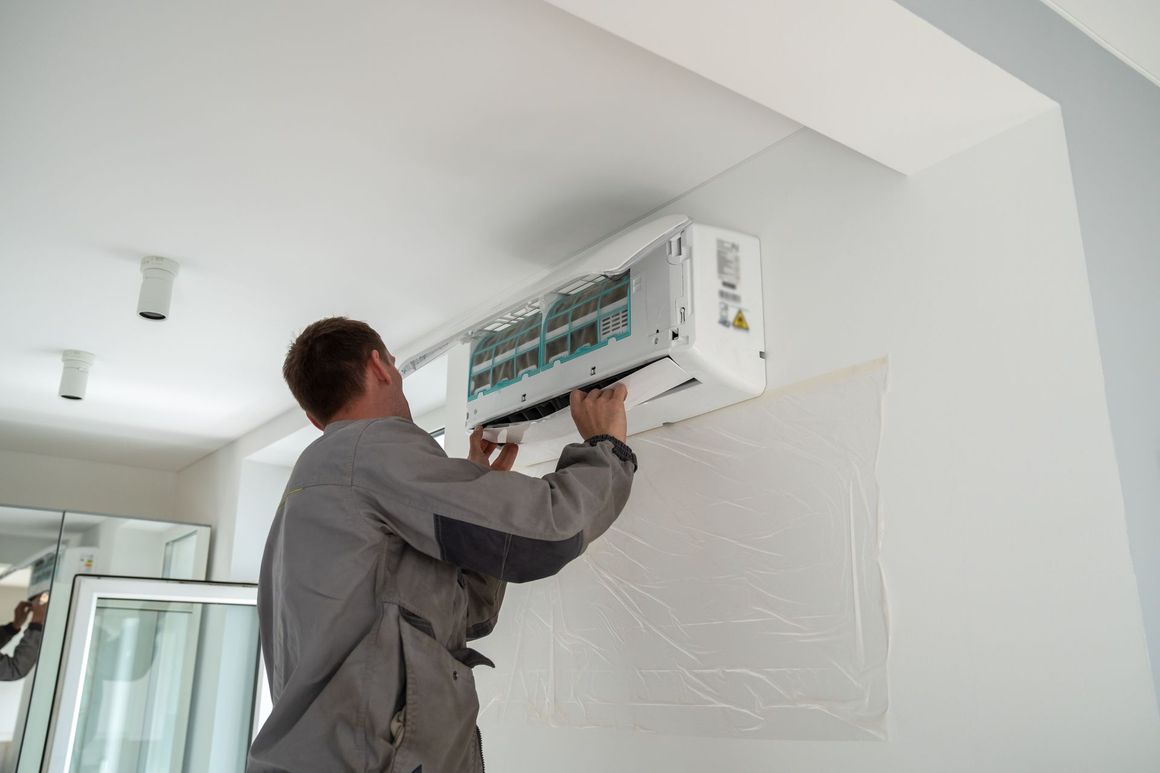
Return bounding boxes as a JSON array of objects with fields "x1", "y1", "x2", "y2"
[
  {"x1": 0, "y1": 622, "x2": 42, "y2": 681},
  {"x1": 247, "y1": 416, "x2": 636, "y2": 773}
]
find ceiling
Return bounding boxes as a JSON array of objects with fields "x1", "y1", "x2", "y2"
[
  {"x1": 0, "y1": 0, "x2": 800, "y2": 471},
  {"x1": 0, "y1": 506, "x2": 67, "y2": 540},
  {"x1": 1041, "y1": 0, "x2": 1160, "y2": 87},
  {"x1": 544, "y1": 0, "x2": 1053, "y2": 174},
  {"x1": 0, "y1": 506, "x2": 163, "y2": 539}
]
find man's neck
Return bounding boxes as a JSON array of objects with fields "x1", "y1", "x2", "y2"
[{"x1": 325, "y1": 398, "x2": 411, "y2": 428}]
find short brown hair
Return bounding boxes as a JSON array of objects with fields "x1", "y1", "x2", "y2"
[{"x1": 283, "y1": 317, "x2": 388, "y2": 423}]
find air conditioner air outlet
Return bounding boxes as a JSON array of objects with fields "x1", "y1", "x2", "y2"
[{"x1": 483, "y1": 359, "x2": 660, "y2": 430}]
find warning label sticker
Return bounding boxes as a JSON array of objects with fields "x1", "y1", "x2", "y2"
[{"x1": 719, "y1": 302, "x2": 751, "y2": 332}]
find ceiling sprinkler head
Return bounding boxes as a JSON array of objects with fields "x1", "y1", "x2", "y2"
[
  {"x1": 137, "y1": 256, "x2": 180, "y2": 321},
  {"x1": 59, "y1": 350, "x2": 95, "y2": 400}
]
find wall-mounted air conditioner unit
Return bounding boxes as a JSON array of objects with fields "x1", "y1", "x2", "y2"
[{"x1": 400, "y1": 215, "x2": 765, "y2": 464}]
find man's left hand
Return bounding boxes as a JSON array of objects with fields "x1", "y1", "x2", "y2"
[{"x1": 468, "y1": 427, "x2": 519, "y2": 471}]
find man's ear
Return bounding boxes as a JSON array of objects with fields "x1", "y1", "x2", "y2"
[{"x1": 369, "y1": 349, "x2": 394, "y2": 385}]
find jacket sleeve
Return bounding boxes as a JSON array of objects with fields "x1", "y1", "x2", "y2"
[
  {"x1": 350, "y1": 418, "x2": 637, "y2": 583},
  {"x1": 462, "y1": 570, "x2": 505, "y2": 640},
  {"x1": 0, "y1": 624, "x2": 43, "y2": 681}
]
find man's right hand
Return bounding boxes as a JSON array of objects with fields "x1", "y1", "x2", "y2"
[
  {"x1": 570, "y1": 383, "x2": 628, "y2": 443},
  {"x1": 30, "y1": 597, "x2": 47, "y2": 625}
]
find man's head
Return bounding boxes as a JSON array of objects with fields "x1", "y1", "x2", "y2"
[{"x1": 283, "y1": 317, "x2": 411, "y2": 429}]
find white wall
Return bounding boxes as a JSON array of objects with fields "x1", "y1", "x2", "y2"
[
  {"x1": 231, "y1": 461, "x2": 292, "y2": 583},
  {"x1": 175, "y1": 407, "x2": 303, "y2": 581},
  {"x1": 896, "y1": 0, "x2": 1160, "y2": 716},
  {"x1": 475, "y1": 111, "x2": 1160, "y2": 770},
  {"x1": 0, "y1": 449, "x2": 176, "y2": 520}
]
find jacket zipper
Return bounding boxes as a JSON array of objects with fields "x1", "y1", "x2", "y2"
[{"x1": 476, "y1": 726, "x2": 486, "y2": 773}]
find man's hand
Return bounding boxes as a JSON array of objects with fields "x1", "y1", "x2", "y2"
[
  {"x1": 468, "y1": 427, "x2": 519, "y2": 471},
  {"x1": 30, "y1": 597, "x2": 47, "y2": 625},
  {"x1": 570, "y1": 383, "x2": 628, "y2": 442},
  {"x1": 12, "y1": 601, "x2": 31, "y2": 628}
]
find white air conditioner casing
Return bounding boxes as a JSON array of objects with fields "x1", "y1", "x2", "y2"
[{"x1": 458, "y1": 217, "x2": 765, "y2": 464}]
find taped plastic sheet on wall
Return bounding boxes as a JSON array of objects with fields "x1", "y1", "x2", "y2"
[{"x1": 477, "y1": 360, "x2": 889, "y2": 740}]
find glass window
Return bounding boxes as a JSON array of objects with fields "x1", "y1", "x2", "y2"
[
  {"x1": 162, "y1": 532, "x2": 199, "y2": 580},
  {"x1": 45, "y1": 578, "x2": 259, "y2": 773},
  {"x1": 10, "y1": 513, "x2": 212, "y2": 773}
]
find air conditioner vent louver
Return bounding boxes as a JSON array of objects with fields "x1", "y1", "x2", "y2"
[{"x1": 483, "y1": 360, "x2": 657, "y2": 429}]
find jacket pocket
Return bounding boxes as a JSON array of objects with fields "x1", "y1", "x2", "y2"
[{"x1": 391, "y1": 611, "x2": 482, "y2": 773}]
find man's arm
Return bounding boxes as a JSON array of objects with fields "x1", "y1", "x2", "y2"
[
  {"x1": 0, "y1": 601, "x2": 30, "y2": 650},
  {"x1": 0, "y1": 623, "x2": 15, "y2": 651},
  {"x1": 0, "y1": 624, "x2": 43, "y2": 681},
  {"x1": 353, "y1": 386, "x2": 636, "y2": 583}
]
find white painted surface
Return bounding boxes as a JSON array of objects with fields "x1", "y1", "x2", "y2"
[
  {"x1": 896, "y1": 0, "x2": 1160, "y2": 705},
  {"x1": 0, "y1": 449, "x2": 177, "y2": 520},
  {"x1": 175, "y1": 408, "x2": 304, "y2": 581},
  {"x1": 243, "y1": 427, "x2": 320, "y2": 470},
  {"x1": 0, "y1": 0, "x2": 798, "y2": 471},
  {"x1": 232, "y1": 461, "x2": 292, "y2": 584},
  {"x1": 1042, "y1": 0, "x2": 1160, "y2": 86},
  {"x1": 544, "y1": 0, "x2": 1055, "y2": 173},
  {"x1": 474, "y1": 113, "x2": 1160, "y2": 770}
]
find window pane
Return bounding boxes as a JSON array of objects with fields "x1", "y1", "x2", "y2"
[{"x1": 69, "y1": 600, "x2": 259, "y2": 773}]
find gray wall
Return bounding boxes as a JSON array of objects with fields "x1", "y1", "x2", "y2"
[{"x1": 896, "y1": 0, "x2": 1160, "y2": 701}]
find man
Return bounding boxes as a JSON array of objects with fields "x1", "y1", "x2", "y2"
[
  {"x1": 248, "y1": 317, "x2": 637, "y2": 773},
  {"x1": 0, "y1": 599, "x2": 46, "y2": 681}
]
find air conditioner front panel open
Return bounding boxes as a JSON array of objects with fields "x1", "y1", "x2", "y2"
[
  {"x1": 482, "y1": 357, "x2": 695, "y2": 445},
  {"x1": 465, "y1": 218, "x2": 765, "y2": 465}
]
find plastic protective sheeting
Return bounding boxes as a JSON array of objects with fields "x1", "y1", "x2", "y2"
[{"x1": 477, "y1": 360, "x2": 889, "y2": 740}]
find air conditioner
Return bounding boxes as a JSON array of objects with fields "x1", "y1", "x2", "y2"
[
  {"x1": 401, "y1": 213, "x2": 770, "y2": 459},
  {"x1": 400, "y1": 215, "x2": 765, "y2": 464}
]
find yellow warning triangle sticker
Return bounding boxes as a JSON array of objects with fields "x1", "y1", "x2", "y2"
[{"x1": 732, "y1": 309, "x2": 749, "y2": 330}]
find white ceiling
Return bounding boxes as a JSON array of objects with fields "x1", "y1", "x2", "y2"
[
  {"x1": 0, "y1": 506, "x2": 66, "y2": 540},
  {"x1": 1042, "y1": 0, "x2": 1160, "y2": 87},
  {"x1": 544, "y1": 0, "x2": 1054, "y2": 174},
  {"x1": 0, "y1": 506, "x2": 144, "y2": 539},
  {"x1": 0, "y1": 0, "x2": 800, "y2": 471}
]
